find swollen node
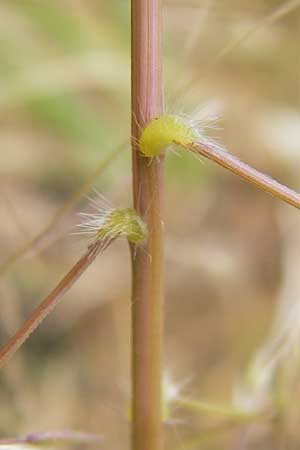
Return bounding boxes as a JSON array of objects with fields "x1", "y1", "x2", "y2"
[{"x1": 139, "y1": 115, "x2": 199, "y2": 157}]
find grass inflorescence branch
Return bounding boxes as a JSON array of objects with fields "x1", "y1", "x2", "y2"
[
  {"x1": 0, "y1": 207, "x2": 146, "y2": 370},
  {"x1": 139, "y1": 114, "x2": 300, "y2": 210}
]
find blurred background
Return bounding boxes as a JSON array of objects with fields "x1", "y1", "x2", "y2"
[{"x1": 1, "y1": 0, "x2": 300, "y2": 449}]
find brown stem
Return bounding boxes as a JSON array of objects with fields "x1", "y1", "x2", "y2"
[
  {"x1": 188, "y1": 141, "x2": 300, "y2": 209},
  {"x1": 0, "y1": 239, "x2": 111, "y2": 370},
  {"x1": 131, "y1": 1, "x2": 164, "y2": 450}
]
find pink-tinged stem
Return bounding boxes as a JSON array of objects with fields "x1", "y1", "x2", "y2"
[
  {"x1": 189, "y1": 140, "x2": 300, "y2": 209},
  {"x1": 131, "y1": 1, "x2": 164, "y2": 450},
  {"x1": 0, "y1": 430, "x2": 102, "y2": 445},
  {"x1": 0, "y1": 239, "x2": 111, "y2": 370}
]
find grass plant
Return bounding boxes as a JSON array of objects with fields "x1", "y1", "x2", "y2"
[{"x1": 1, "y1": 1, "x2": 300, "y2": 450}]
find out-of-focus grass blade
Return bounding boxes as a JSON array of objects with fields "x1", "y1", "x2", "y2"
[
  {"x1": 26, "y1": 93, "x2": 108, "y2": 147},
  {"x1": 7, "y1": 0, "x2": 91, "y2": 53},
  {"x1": 0, "y1": 50, "x2": 129, "y2": 111},
  {"x1": 176, "y1": 397, "x2": 260, "y2": 421},
  {"x1": 0, "y1": 39, "x2": 21, "y2": 79},
  {"x1": 0, "y1": 430, "x2": 102, "y2": 448}
]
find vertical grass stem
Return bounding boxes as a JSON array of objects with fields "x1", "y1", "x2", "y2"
[{"x1": 131, "y1": 1, "x2": 164, "y2": 450}]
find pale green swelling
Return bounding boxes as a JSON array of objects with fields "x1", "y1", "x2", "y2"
[
  {"x1": 97, "y1": 208, "x2": 147, "y2": 244},
  {"x1": 139, "y1": 115, "x2": 199, "y2": 157}
]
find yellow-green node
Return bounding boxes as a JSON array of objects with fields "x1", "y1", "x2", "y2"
[
  {"x1": 139, "y1": 114, "x2": 199, "y2": 157},
  {"x1": 97, "y1": 208, "x2": 147, "y2": 244}
]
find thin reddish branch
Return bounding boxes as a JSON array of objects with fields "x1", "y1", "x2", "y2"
[
  {"x1": 0, "y1": 143, "x2": 126, "y2": 278},
  {"x1": 189, "y1": 140, "x2": 300, "y2": 209},
  {"x1": 0, "y1": 239, "x2": 112, "y2": 370},
  {"x1": 0, "y1": 430, "x2": 103, "y2": 445}
]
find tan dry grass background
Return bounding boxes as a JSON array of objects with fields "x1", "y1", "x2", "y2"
[{"x1": 1, "y1": 1, "x2": 300, "y2": 449}]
